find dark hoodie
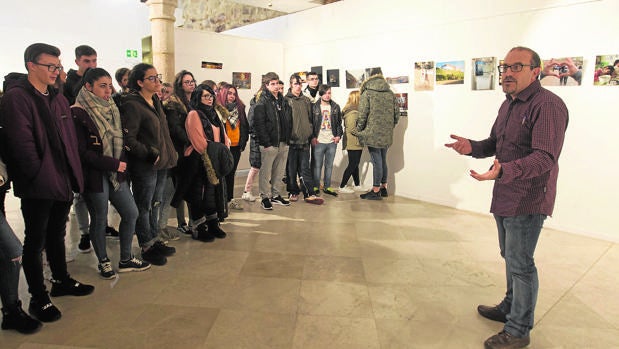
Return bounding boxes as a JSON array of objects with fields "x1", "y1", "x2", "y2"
[
  {"x1": 285, "y1": 90, "x2": 313, "y2": 146},
  {"x1": 119, "y1": 91, "x2": 178, "y2": 173},
  {"x1": 64, "y1": 68, "x2": 82, "y2": 105},
  {"x1": 0, "y1": 73, "x2": 83, "y2": 201}
]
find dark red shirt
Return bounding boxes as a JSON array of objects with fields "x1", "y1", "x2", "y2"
[{"x1": 471, "y1": 80, "x2": 568, "y2": 217}]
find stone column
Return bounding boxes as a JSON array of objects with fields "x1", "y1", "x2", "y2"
[{"x1": 146, "y1": 0, "x2": 177, "y2": 83}]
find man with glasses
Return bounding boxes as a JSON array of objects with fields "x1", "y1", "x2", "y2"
[
  {"x1": 0, "y1": 43, "x2": 94, "y2": 324},
  {"x1": 445, "y1": 46, "x2": 569, "y2": 349},
  {"x1": 303, "y1": 71, "x2": 320, "y2": 103}
]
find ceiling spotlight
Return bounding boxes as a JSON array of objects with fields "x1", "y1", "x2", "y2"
[{"x1": 268, "y1": 2, "x2": 272, "y2": 6}]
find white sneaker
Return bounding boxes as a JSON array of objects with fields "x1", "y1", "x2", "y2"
[
  {"x1": 242, "y1": 191, "x2": 256, "y2": 202},
  {"x1": 338, "y1": 186, "x2": 354, "y2": 194},
  {"x1": 353, "y1": 185, "x2": 365, "y2": 192}
]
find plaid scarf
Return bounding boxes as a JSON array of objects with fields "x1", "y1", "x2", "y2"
[
  {"x1": 226, "y1": 103, "x2": 239, "y2": 129},
  {"x1": 75, "y1": 86, "x2": 124, "y2": 190}
]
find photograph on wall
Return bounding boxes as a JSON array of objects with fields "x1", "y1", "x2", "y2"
[
  {"x1": 327, "y1": 69, "x2": 340, "y2": 87},
  {"x1": 311, "y1": 66, "x2": 323, "y2": 85},
  {"x1": 296, "y1": 71, "x2": 308, "y2": 83},
  {"x1": 471, "y1": 57, "x2": 496, "y2": 90},
  {"x1": 540, "y1": 57, "x2": 583, "y2": 86},
  {"x1": 395, "y1": 93, "x2": 408, "y2": 116},
  {"x1": 386, "y1": 75, "x2": 409, "y2": 84},
  {"x1": 232, "y1": 72, "x2": 251, "y2": 90},
  {"x1": 414, "y1": 61, "x2": 435, "y2": 91},
  {"x1": 346, "y1": 69, "x2": 365, "y2": 89},
  {"x1": 201, "y1": 61, "x2": 223, "y2": 69},
  {"x1": 593, "y1": 54, "x2": 619, "y2": 86},
  {"x1": 436, "y1": 60, "x2": 464, "y2": 85}
]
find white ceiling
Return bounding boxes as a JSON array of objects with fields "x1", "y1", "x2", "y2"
[{"x1": 229, "y1": 0, "x2": 324, "y2": 13}]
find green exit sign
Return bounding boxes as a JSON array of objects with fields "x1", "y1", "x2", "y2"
[{"x1": 126, "y1": 49, "x2": 138, "y2": 58}]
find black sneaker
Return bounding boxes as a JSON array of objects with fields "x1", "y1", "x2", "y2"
[
  {"x1": 271, "y1": 195, "x2": 290, "y2": 206},
  {"x1": 118, "y1": 256, "x2": 151, "y2": 273},
  {"x1": 28, "y1": 295, "x2": 61, "y2": 323},
  {"x1": 152, "y1": 240, "x2": 175, "y2": 256},
  {"x1": 360, "y1": 190, "x2": 383, "y2": 200},
  {"x1": 97, "y1": 259, "x2": 116, "y2": 279},
  {"x1": 50, "y1": 277, "x2": 95, "y2": 297},
  {"x1": 141, "y1": 246, "x2": 167, "y2": 266},
  {"x1": 2, "y1": 300, "x2": 42, "y2": 334},
  {"x1": 380, "y1": 187, "x2": 388, "y2": 197},
  {"x1": 261, "y1": 197, "x2": 273, "y2": 210},
  {"x1": 105, "y1": 225, "x2": 120, "y2": 238},
  {"x1": 77, "y1": 234, "x2": 91, "y2": 253}
]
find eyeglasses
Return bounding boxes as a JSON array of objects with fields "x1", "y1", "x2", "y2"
[
  {"x1": 33, "y1": 62, "x2": 63, "y2": 73},
  {"x1": 144, "y1": 74, "x2": 163, "y2": 83},
  {"x1": 183, "y1": 79, "x2": 196, "y2": 85},
  {"x1": 497, "y1": 63, "x2": 537, "y2": 73},
  {"x1": 201, "y1": 94, "x2": 214, "y2": 100}
]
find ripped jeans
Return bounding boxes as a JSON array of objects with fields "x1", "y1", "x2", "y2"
[
  {"x1": 131, "y1": 169, "x2": 168, "y2": 249},
  {"x1": 0, "y1": 210, "x2": 23, "y2": 307}
]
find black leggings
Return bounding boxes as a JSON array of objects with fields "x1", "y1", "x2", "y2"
[{"x1": 340, "y1": 149, "x2": 362, "y2": 187}]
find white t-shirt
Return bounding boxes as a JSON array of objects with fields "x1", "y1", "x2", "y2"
[{"x1": 317, "y1": 103, "x2": 333, "y2": 144}]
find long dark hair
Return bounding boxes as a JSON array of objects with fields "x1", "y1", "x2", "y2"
[
  {"x1": 128, "y1": 63, "x2": 154, "y2": 91},
  {"x1": 173, "y1": 70, "x2": 194, "y2": 107},
  {"x1": 217, "y1": 83, "x2": 245, "y2": 111}
]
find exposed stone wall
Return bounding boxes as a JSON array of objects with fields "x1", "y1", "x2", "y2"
[{"x1": 180, "y1": 0, "x2": 285, "y2": 32}]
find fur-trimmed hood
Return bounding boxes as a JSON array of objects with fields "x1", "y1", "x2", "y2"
[{"x1": 163, "y1": 94, "x2": 188, "y2": 115}]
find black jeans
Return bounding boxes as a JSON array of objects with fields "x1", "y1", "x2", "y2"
[
  {"x1": 340, "y1": 149, "x2": 362, "y2": 187},
  {"x1": 287, "y1": 144, "x2": 313, "y2": 197},
  {"x1": 21, "y1": 198, "x2": 72, "y2": 299},
  {"x1": 225, "y1": 146, "x2": 242, "y2": 202}
]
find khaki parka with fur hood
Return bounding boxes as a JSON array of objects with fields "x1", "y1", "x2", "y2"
[{"x1": 354, "y1": 74, "x2": 399, "y2": 148}]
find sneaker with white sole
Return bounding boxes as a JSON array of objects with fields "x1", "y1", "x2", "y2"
[
  {"x1": 77, "y1": 234, "x2": 91, "y2": 253},
  {"x1": 271, "y1": 195, "x2": 290, "y2": 206},
  {"x1": 242, "y1": 191, "x2": 256, "y2": 202},
  {"x1": 118, "y1": 256, "x2": 151, "y2": 273},
  {"x1": 98, "y1": 260, "x2": 116, "y2": 279},
  {"x1": 261, "y1": 197, "x2": 273, "y2": 210},
  {"x1": 353, "y1": 185, "x2": 365, "y2": 192},
  {"x1": 338, "y1": 186, "x2": 354, "y2": 194}
]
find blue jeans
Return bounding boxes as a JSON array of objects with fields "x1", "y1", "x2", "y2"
[
  {"x1": 313, "y1": 142, "x2": 336, "y2": 188},
  {"x1": 368, "y1": 147, "x2": 388, "y2": 187},
  {"x1": 0, "y1": 211, "x2": 22, "y2": 307},
  {"x1": 494, "y1": 214, "x2": 546, "y2": 338},
  {"x1": 84, "y1": 179, "x2": 138, "y2": 262},
  {"x1": 131, "y1": 169, "x2": 168, "y2": 249}
]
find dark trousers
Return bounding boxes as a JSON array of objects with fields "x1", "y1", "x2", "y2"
[
  {"x1": 21, "y1": 198, "x2": 72, "y2": 299},
  {"x1": 287, "y1": 144, "x2": 313, "y2": 197},
  {"x1": 225, "y1": 146, "x2": 242, "y2": 202},
  {"x1": 340, "y1": 149, "x2": 362, "y2": 187}
]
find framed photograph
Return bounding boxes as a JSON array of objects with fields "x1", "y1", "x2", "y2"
[
  {"x1": 395, "y1": 93, "x2": 408, "y2": 116},
  {"x1": 201, "y1": 61, "x2": 223, "y2": 69},
  {"x1": 295, "y1": 71, "x2": 308, "y2": 83},
  {"x1": 311, "y1": 66, "x2": 323, "y2": 85},
  {"x1": 593, "y1": 54, "x2": 619, "y2": 86},
  {"x1": 386, "y1": 75, "x2": 410, "y2": 84},
  {"x1": 472, "y1": 57, "x2": 496, "y2": 90},
  {"x1": 232, "y1": 72, "x2": 251, "y2": 89},
  {"x1": 436, "y1": 60, "x2": 464, "y2": 85},
  {"x1": 345, "y1": 69, "x2": 365, "y2": 89},
  {"x1": 414, "y1": 61, "x2": 435, "y2": 91},
  {"x1": 540, "y1": 57, "x2": 584, "y2": 86},
  {"x1": 327, "y1": 69, "x2": 340, "y2": 87}
]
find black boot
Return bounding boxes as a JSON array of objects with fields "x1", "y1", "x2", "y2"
[
  {"x1": 192, "y1": 222, "x2": 215, "y2": 242},
  {"x1": 207, "y1": 218, "x2": 227, "y2": 239},
  {"x1": 2, "y1": 300, "x2": 42, "y2": 334}
]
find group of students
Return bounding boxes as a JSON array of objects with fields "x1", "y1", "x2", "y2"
[{"x1": 0, "y1": 42, "x2": 399, "y2": 335}]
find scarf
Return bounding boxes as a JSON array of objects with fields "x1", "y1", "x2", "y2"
[
  {"x1": 75, "y1": 86, "x2": 124, "y2": 191},
  {"x1": 226, "y1": 103, "x2": 239, "y2": 129}
]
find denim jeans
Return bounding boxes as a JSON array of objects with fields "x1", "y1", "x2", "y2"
[
  {"x1": 368, "y1": 146, "x2": 388, "y2": 187},
  {"x1": 21, "y1": 198, "x2": 72, "y2": 298},
  {"x1": 0, "y1": 211, "x2": 22, "y2": 306},
  {"x1": 259, "y1": 143, "x2": 288, "y2": 199},
  {"x1": 84, "y1": 179, "x2": 138, "y2": 262},
  {"x1": 131, "y1": 169, "x2": 167, "y2": 249},
  {"x1": 313, "y1": 142, "x2": 337, "y2": 188},
  {"x1": 494, "y1": 214, "x2": 546, "y2": 338},
  {"x1": 73, "y1": 193, "x2": 90, "y2": 235},
  {"x1": 287, "y1": 144, "x2": 313, "y2": 197}
]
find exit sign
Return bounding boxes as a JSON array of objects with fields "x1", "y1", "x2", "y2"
[{"x1": 126, "y1": 49, "x2": 138, "y2": 58}]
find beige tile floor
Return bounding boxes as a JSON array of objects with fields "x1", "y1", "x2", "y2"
[{"x1": 1, "y1": 182, "x2": 618, "y2": 348}]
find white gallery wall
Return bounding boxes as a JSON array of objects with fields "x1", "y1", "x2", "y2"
[
  {"x1": 226, "y1": 0, "x2": 619, "y2": 241},
  {"x1": 0, "y1": 0, "x2": 150, "y2": 91}
]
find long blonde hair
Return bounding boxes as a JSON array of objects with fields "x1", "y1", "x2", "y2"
[{"x1": 342, "y1": 90, "x2": 360, "y2": 114}]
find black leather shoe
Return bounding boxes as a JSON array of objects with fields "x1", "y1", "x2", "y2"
[{"x1": 477, "y1": 304, "x2": 508, "y2": 323}]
